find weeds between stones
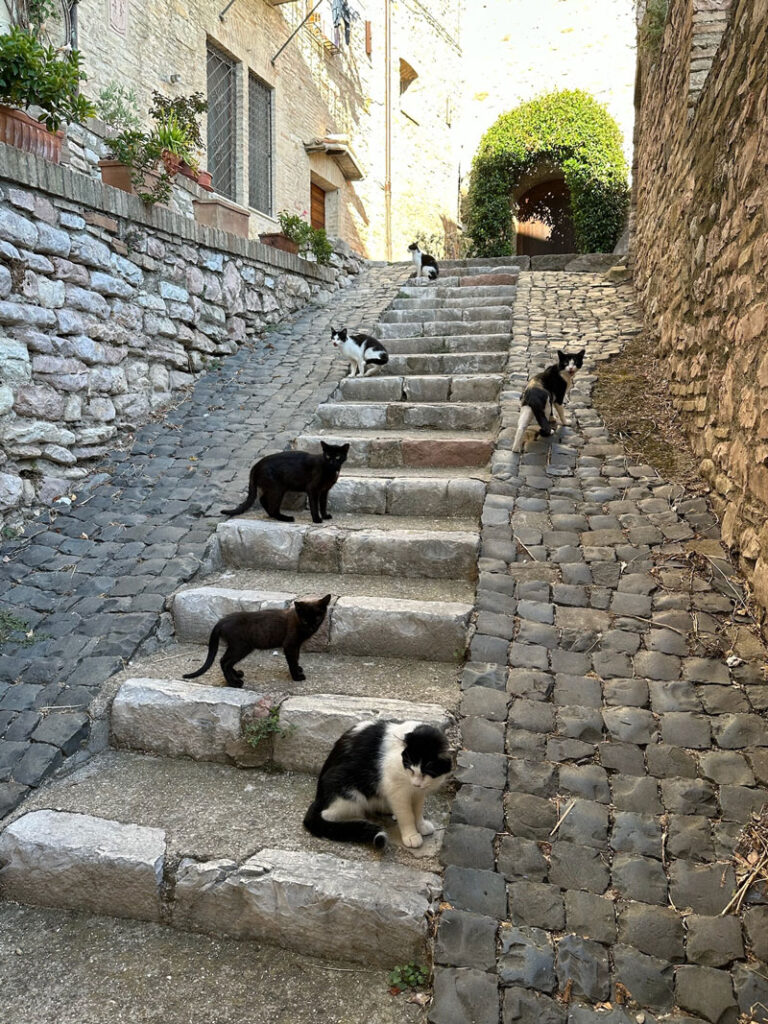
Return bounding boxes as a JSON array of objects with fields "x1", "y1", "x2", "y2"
[{"x1": 722, "y1": 807, "x2": 768, "y2": 915}]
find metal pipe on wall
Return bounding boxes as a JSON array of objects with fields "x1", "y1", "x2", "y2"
[{"x1": 384, "y1": 0, "x2": 392, "y2": 262}]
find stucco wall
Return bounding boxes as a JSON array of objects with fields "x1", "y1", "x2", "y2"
[
  {"x1": 72, "y1": 0, "x2": 463, "y2": 260},
  {"x1": 632, "y1": 0, "x2": 768, "y2": 616}
]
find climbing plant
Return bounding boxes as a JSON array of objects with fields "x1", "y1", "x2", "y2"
[{"x1": 465, "y1": 90, "x2": 630, "y2": 256}]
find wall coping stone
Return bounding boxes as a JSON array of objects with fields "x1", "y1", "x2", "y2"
[{"x1": 0, "y1": 141, "x2": 336, "y2": 284}]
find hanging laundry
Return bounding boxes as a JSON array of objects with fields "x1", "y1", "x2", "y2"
[{"x1": 331, "y1": 0, "x2": 353, "y2": 44}]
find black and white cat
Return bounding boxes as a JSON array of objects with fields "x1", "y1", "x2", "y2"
[
  {"x1": 511, "y1": 349, "x2": 585, "y2": 453},
  {"x1": 331, "y1": 327, "x2": 389, "y2": 377},
  {"x1": 304, "y1": 720, "x2": 452, "y2": 850},
  {"x1": 408, "y1": 242, "x2": 439, "y2": 281}
]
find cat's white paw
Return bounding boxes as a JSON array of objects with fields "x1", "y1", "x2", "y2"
[
  {"x1": 401, "y1": 831, "x2": 424, "y2": 849},
  {"x1": 417, "y1": 819, "x2": 435, "y2": 836}
]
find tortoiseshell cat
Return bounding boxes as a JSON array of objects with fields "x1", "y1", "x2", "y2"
[
  {"x1": 221, "y1": 442, "x2": 349, "y2": 523},
  {"x1": 184, "y1": 595, "x2": 332, "y2": 685}
]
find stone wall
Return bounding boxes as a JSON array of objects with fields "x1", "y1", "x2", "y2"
[
  {"x1": 0, "y1": 142, "x2": 363, "y2": 528},
  {"x1": 632, "y1": 0, "x2": 768, "y2": 616}
]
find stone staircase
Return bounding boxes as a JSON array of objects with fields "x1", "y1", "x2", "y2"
[{"x1": 0, "y1": 260, "x2": 518, "y2": 990}]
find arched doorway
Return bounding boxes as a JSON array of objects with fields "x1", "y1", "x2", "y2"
[{"x1": 515, "y1": 177, "x2": 576, "y2": 256}]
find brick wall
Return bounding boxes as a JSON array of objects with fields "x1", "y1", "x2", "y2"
[
  {"x1": 72, "y1": 0, "x2": 463, "y2": 260},
  {"x1": 0, "y1": 142, "x2": 363, "y2": 526},
  {"x1": 632, "y1": 0, "x2": 768, "y2": 617}
]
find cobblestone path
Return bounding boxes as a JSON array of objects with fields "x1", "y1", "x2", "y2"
[
  {"x1": 433, "y1": 271, "x2": 768, "y2": 1024},
  {"x1": 0, "y1": 262, "x2": 409, "y2": 817}
]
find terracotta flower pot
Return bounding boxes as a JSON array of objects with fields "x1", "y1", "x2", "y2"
[
  {"x1": 98, "y1": 158, "x2": 133, "y2": 193},
  {"x1": 259, "y1": 232, "x2": 300, "y2": 255},
  {"x1": 178, "y1": 158, "x2": 198, "y2": 181},
  {"x1": 196, "y1": 169, "x2": 213, "y2": 191},
  {"x1": 194, "y1": 196, "x2": 250, "y2": 238},
  {"x1": 161, "y1": 150, "x2": 182, "y2": 176},
  {"x1": 0, "y1": 104, "x2": 63, "y2": 164}
]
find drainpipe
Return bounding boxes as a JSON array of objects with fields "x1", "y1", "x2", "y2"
[{"x1": 384, "y1": 0, "x2": 392, "y2": 262}]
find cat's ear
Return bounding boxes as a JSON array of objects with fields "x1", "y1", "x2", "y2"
[
  {"x1": 319, "y1": 593, "x2": 331, "y2": 608},
  {"x1": 320, "y1": 441, "x2": 330, "y2": 454},
  {"x1": 557, "y1": 350, "x2": 565, "y2": 361},
  {"x1": 576, "y1": 348, "x2": 585, "y2": 360},
  {"x1": 339, "y1": 328, "x2": 347, "y2": 340},
  {"x1": 340, "y1": 443, "x2": 350, "y2": 455}
]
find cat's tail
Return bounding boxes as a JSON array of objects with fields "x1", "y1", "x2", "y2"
[
  {"x1": 221, "y1": 459, "x2": 262, "y2": 516},
  {"x1": 182, "y1": 623, "x2": 221, "y2": 679},
  {"x1": 366, "y1": 350, "x2": 388, "y2": 367},
  {"x1": 303, "y1": 801, "x2": 388, "y2": 850}
]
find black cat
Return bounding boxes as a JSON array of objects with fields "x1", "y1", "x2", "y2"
[
  {"x1": 183, "y1": 595, "x2": 332, "y2": 685},
  {"x1": 221, "y1": 442, "x2": 349, "y2": 523}
]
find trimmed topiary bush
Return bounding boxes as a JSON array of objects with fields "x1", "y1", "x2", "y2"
[{"x1": 465, "y1": 89, "x2": 630, "y2": 256}]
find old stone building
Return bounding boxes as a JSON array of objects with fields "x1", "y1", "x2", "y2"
[
  {"x1": 70, "y1": 0, "x2": 462, "y2": 260},
  {"x1": 632, "y1": 0, "x2": 768, "y2": 617}
]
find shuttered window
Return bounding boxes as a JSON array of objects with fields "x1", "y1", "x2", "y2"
[
  {"x1": 206, "y1": 43, "x2": 237, "y2": 200},
  {"x1": 248, "y1": 73, "x2": 273, "y2": 214}
]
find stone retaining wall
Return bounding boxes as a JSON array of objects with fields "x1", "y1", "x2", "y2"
[
  {"x1": 0, "y1": 142, "x2": 363, "y2": 527},
  {"x1": 632, "y1": 0, "x2": 768, "y2": 620}
]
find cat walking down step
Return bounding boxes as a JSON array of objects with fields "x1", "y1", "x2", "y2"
[
  {"x1": 221, "y1": 442, "x2": 349, "y2": 523},
  {"x1": 183, "y1": 595, "x2": 331, "y2": 685},
  {"x1": 407, "y1": 242, "x2": 439, "y2": 281},
  {"x1": 304, "y1": 721, "x2": 452, "y2": 850},
  {"x1": 511, "y1": 349, "x2": 585, "y2": 453},
  {"x1": 331, "y1": 327, "x2": 389, "y2": 377}
]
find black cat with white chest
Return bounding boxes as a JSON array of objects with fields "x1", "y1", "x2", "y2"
[
  {"x1": 304, "y1": 720, "x2": 452, "y2": 850},
  {"x1": 512, "y1": 349, "x2": 585, "y2": 452},
  {"x1": 408, "y1": 242, "x2": 439, "y2": 281},
  {"x1": 331, "y1": 327, "x2": 389, "y2": 377}
]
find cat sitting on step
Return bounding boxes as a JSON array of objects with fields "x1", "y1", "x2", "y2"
[
  {"x1": 407, "y1": 242, "x2": 439, "y2": 281},
  {"x1": 221, "y1": 442, "x2": 349, "y2": 523},
  {"x1": 183, "y1": 595, "x2": 331, "y2": 685},
  {"x1": 304, "y1": 721, "x2": 452, "y2": 850},
  {"x1": 511, "y1": 349, "x2": 585, "y2": 453},
  {"x1": 331, "y1": 327, "x2": 389, "y2": 377}
]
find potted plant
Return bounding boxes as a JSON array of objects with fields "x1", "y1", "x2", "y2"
[
  {"x1": 99, "y1": 89, "x2": 208, "y2": 206},
  {"x1": 260, "y1": 211, "x2": 334, "y2": 265},
  {"x1": 260, "y1": 210, "x2": 311, "y2": 255},
  {"x1": 0, "y1": 25, "x2": 95, "y2": 163}
]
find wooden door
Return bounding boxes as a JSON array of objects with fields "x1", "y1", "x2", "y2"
[{"x1": 310, "y1": 182, "x2": 326, "y2": 230}]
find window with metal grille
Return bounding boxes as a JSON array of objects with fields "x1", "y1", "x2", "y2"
[
  {"x1": 207, "y1": 43, "x2": 237, "y2": 201},
  {"x1": 248, "y1": 73, "x2": 273, "y2": 214}
]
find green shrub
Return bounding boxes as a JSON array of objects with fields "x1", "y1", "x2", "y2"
[
  {"x1": 96, "y1": 81, "x2": 141, "y2": 132},
  {"x1": 277, "y1": 210, "x2": 334, "y2": 265},
  {"x1": 465, "y1": 89, "x2": 629, "y2": 256},
  {"x1": 0, "y1": 25, "x2": 95, "y2": 132}
]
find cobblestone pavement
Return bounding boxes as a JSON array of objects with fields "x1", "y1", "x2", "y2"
[
  {"x1": 0, "y1": 262, "x2": 410, "y2": 818},
  {"x1": 433, "y1": 272, "x2": 768, "y2": 1024}
]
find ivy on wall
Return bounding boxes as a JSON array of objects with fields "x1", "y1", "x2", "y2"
[{"x1": 465, "y1": 89, "x2": 630, "y2": 256}]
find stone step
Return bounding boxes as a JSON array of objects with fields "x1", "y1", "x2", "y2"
[
  {"x1": 383, "y1": 333, "x2": 508, "y2": 354},
  {"x1": 295, "y1": 429, "x2": 494, "y2": 468},
  {"x1": 0, "y1": 901, "x2": 404, "y2": 1023},
  {"x1": 337, "y1": 372, "x2": 502, "y2": 403},
  {"x1": 331, "y1": 473, "x2": 486, "y2": 517},
  {"x1": 398, "y1": 283, "x2": 518, "y2": 300},
  {"x1": 377, "y1": 318, "x2": 510, "y2": 339},
  {"x1": 315, "y1": 400, "x2": 498, "y2": 431},
  {"x1": 381, "y1": 304, "x2": 513, "y2": 322},
  {"x1": 392, "y1": 290, "x2": 517, "y2": 307},
  {"x1": 114, "y1": 643, "x2": 461, "y2": 709},
  {"x1": 214, "y1": 518, "x2": 479, "y2": 579},
  {"x1": 172, "y1": 586, "x2": 473, "y2": 661},
  {"x1": 0, "y1": 752, "x2": 443, "y2": 966},
  {"x1": 438, "y1": 256, "x2": 526, "y2": 270},
  {"x1": 381, "y1": 351, "x2": 507, "y2": 375},
  {"x1": 112, "y1": 677, "x2": 450, "y2": 772}
]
